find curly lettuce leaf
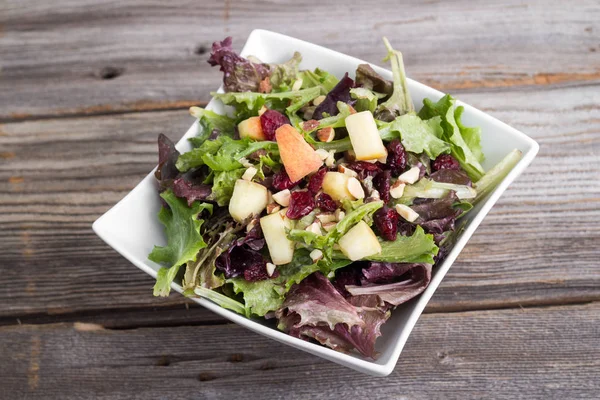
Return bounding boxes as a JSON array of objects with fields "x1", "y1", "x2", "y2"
[
  {"x1": 227, "y1": 277, "x2": 284, "y2": 317},
  {"x1": 418, "y1": 94, "x2": 485, "y2": 181},
  {"x1": 355, "y1": 64, "x2": 393, "y2": 95},
  {"x1": 350, "y1": 87, "x2": 384, "y2": 113},
  {"x1": 149, "y1": 190, "x2": 213, "y2": 296},
  {"x1": 365, "y1": 226, "x2": 439, "y2": 264},
  {"x1": 399, "y1": 178, "x2": 477, "y2": 203},
  {"x1": 210, "y1": 168, "x2": 244, "y2": 206},
  {"x1": 277, "y1": 249, "x2": 352, "y2": 291},
  {"x1": 455, "y1": 105, "x2": 484, "y2": 163},
  {"x1": 188, "y1": 107, "x2": 236, "y2": 147},
  {"x1": 312, "y1": 73, "x2": 354, "y2": 120},
  {"x1": 299, "y1": 68, "x2": 340, "y2": 94},
  {"x1": 193, "y1": 286, "x2": 246, "y2": 315},
  {"x1": 269, "y1": 52, "x2": 302, "y2": 90},
  {"x1": 379, "y1": 113, "x2": 450, "y2": 160},
  {"x1": 374, "y1": 37, "x2": 414, "y2": 122},
  {"x1": 474, "y1": 148, "x2": 522, "y2": 204}
]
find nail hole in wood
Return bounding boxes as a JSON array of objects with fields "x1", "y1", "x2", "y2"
[
  {"x1": 99, "y1": 66, "x2": 123, "y2": 80},
  {"x1": 156, "y1": 356, "x2": 170, "y2": 366},
  {"x1": 198, "y1": 372, "x2": 216, "y2": 382},
  {"x1": 195, "y1": 45, "x2": 207, "y2": 55},
  {"x1": 258, "y1": 361, "x2": 276, "y2": 371},
  {"x1": 228, "y1": 353, "x2": 243, "y2": 362}
]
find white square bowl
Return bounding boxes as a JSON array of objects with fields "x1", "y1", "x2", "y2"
[{"x1": 93, "y1": 29, "x2": 539, "y2": 376}]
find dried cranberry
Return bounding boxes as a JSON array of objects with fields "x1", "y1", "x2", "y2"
[
  {"x1": 374, "y1": 170, "x2": 392, "y2": 203},
  {"x1": 347, "y1": 161, "x2": 382, "y2": 180},
  {"x1": 272, "y1": 168, "x2": 299, "y2": 191},
  {"x1": 260, "y1": 110, "x2": 290, "y2": 141},
  {"x1": 307, "y1": 168, "x2": 327, "y2": 193},
  {"x1": 432, "y1": 154, "x2": 460, "y2": 171},
  {"x1": 373, "y1": 206, "x2": 399, "y2": 241},
  {"x1": 383, "y1": 139, "x2": 407, "y2": 176},
  {"x1": 315, "y1": 192, "x2": 337, "y2": 212},
  {"x1": 286, "y1": 191, "x2": 316, "y2": 219}
]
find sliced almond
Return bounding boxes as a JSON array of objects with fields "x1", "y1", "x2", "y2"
[
  {"x1": 398, "y1": 166, "x2": 421, "y2": 184},
  {"x1": 292, "y1": 78, "x2": 303, "y2": 91},
  {"x1": 335, "y1": 209, "x2": 345, "y2": 221},
  {"x1": 267, "y1": 203, "x2": 281, "y2": 214},
  {"x1": 347, "y1": 177, "x2": 365, "y2": 199},
  {"x1": 338, "y1": 164, "x2": 358, "y2": 178},
  {"x1": 395, "y1": 204, "x2": 419, "y2": 222},
  {"x1": 325, "y1": 150, "x2": 336, "y2": 167},
  {"x1": 238, "y1": 157, "x2": 254, "y2": 168},
  {"x1": 310, "y1": 249, "x2": 324, "y2": 262},
  {"x1": 316, "y1": 213, "x2": 336, "y2": 224},
  {"x1": 369, "y1": 189, "x2": 381, "y2": 200},
  {"x1": 302, "y1": 119, "x2": 320, "y2": 132},
  {"x1": 390, "y1": 181, "x2": 406, "y2": 199},
  {"x1": 272, "y1": 189, "x2": 291, "y2": 207},
  {"x1": 242, "y1": 166, "x2": 258, "y2": 181},
  {"x1": 347, "y1": 104, "x2": 357, "y2": 114},
  {"x1": 266, "y1": 262, "x2": 276, "y2": 277},
  {"x1": 313, "y1": 95, "x2": 326, "y2": 106},
  {"x1": 322, "y1": 221, "x2": 337, "y2": 232},
  {"x1": 317, "y1": 127, "x2": 335, "y2": 142},
  {"x1": 258, "y1": 105, "x2": 268, "y2": 116},
  {"x1": 315, "y1": 149, "x2": 330, "y2": 161},
  {"x1": 305, "y1": 221, "x2": 322, "y2": 235}
]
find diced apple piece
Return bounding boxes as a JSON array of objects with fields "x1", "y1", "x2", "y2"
[
  {"x1": 322, "y1": 172, "x2": 354, "y2": 201},
  {"x1": 228, "y1": 179, "x2": 268, "y2": 222},
  {"x1": 238, "y1": 116, "x2": 266, "y2": 141},
  {"x1": 345, "y1": 111, "x2": 387, "y2": 161},
  {"x1": 338, "y1": 221, "x2": 382, "y2": 261},
  {"x1": 275, "y1": 124, "x2": 323, "y2": 182},
  {"x1": 260, "y1": 209, "x2": 295, "y2": 265}
]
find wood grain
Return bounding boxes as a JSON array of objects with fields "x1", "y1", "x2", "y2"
[
  {"x1": 1, "y1": 0, "x2": 599, "y2": 120},
  {"x1": 0, "y1": 83, "x2": 598, "y2": 322},
  {"x1": 1, "y1": 303, "x2": 598, "y2": 399}
]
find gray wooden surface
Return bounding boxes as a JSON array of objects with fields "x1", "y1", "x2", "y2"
[{"x1": 1, "y1": 0, "x2": 599, "y2": 399}]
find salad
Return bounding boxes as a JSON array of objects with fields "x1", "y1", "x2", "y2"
[{"x1": 149, "y1": 36, "x2": 522, "y2": 358}]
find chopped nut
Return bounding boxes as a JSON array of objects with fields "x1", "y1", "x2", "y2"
[
  {"x1": 315, "y1": 149, "x2": 330, "y2": 161},
  {"x1": 302, "y1": 119, "x2": 320, "y2": 132},
  {"x1": 267, "y1": 190, "x2": 273, "y2": 205},
  {"x1": 246, "y1": 218, "x2": 257, "y2": 233},
  {"x1": 258, "y1": 105, "x2": 268, "y2": 116},
  {"x1": 317, "y1": 127, "x2": 335, "y2": 142},
  {"x1": 303, "y1": 106, "x2": 315, "y2": 120},
  {"x1": 266, "y1": 262, "x2": 276, "y2": 277},
  {"x1": 310, "y1": 249, "x2": 324, "y2": 262},
  {"x1": 238, "y1": 157, "x2": 254, "y2": 168},
  {"x1": 345, "y1": 150, "x2": 356, "y2": 162},
  {"x1": 322, "y1": 222, "x2": 337, "y2": 232},
  {"x1": 338, "y1": 164, "x2": 358, "y2": 178},
  {"x1": 305, "y1": 221, "x2": 322, "y2": 235},
  {"x1": 369, "y1": 189, "x2": 381, "y2": 200},
  {"x1": 316, "y1": 213, "x2": 336, "y2": 224},
  {"x1": 398, "y1": 166, "x2": 421, "y2": 184},
  {"x1": 292, "y1": 78, "x2": 303, "y2": 91},
  {"x1": 313, "y1": 95, "x2": 326, "y2": 106},
  {"x1": 267, "y1": 203, "x2": 281, "y2": 214},
  {"x1": 259, "y1": 77, "x2": 272, "y2": 94},
  {"x1": 325, "y1": 150, "x2": 336, "y2": 167},
  {"x1": 347, "y1": 177, "x2": 365, "y2": 199},
  {"x1": 242, "y1": 166, "x2": 258, "y2": 181},
  {"x1": 395, "y1": 204, "x2": 419, "y2": 222},
  {"x1": 272, "y1": 189, "x2": 291, "y2": 207},
  {"x1": 334, "y1": 209, "x2": 345, "y2": 221},
  {"x1": 390, "y1": 181, "x2": 406, "y2": 199}
]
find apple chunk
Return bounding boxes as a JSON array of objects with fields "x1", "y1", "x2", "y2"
[
  {"x1": 338, "y1": 221, "x2": 381, "y2": 261},
  {"x1": 345, "y1": 111, "x2": 387, "y2": 161},
  {"x1": 238, "y1": 116, "x2": 266, "y2": 141},
  {"x1": 322, "y1": 171, "x2": 354, "y2": 201},
  {"x1": 228, "y1": 179, "x2": 268, "y2": 222},
  {"x1": 260, "y1": 209, "x2": 295, "y2": 265},
  {"x1": 275, "y1": 124, "x2": 323, "y2": 182}
]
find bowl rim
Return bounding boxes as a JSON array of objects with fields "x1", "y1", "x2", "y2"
[{"x1": 93, "y1": 29, "x2": 539, "y2": 377}]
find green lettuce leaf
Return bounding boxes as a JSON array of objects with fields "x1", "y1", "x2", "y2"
[
  {"x1": 378, "y1": 113, "x2": 449, "y2": 160},
  {"x1": 193, "y1": 286, "x2": 246, "y2": 316},
  {"x1": 474, "y1": 148, "x2": 522, "y2": 204},
  {"x1": 350, "y1": 87, "x2": 383, "y2": 113},
  {"x1": 227, "y1": 277, "x2": 284, "y2": 317},
  {"x1": 299, "y1": 68, "x2": 340, "y2": 94},
  {"x1": 374, "y1": 37, "x2": 414, "y2": 122},
  {"x1": 418, "y1": 95, "x2": 485, "y2": 181},
  {"x1": 149, "y1": 190, "x2": 213, "y2": 296},
  {"x1": 212, "y1": 87, "x2": 321, "y2": 119},
  {"x1": 210, "y1": 168, "x2": 245, "y2": 206},
  {"x1": 188, "y1": 106, "x2": 236, "y2": 147},
  {"x1": 455, "y1": 105, "x2": 484, "y2": 163},
  {"x1": 368, "y1": 226, "x2": 439, "y2": 264},
  {"x1": 399, "y1": 178, "x2": 477, "y2": 203},
  {"x1": 269, "y1": 52, "x2": 302, "y2": 90}
]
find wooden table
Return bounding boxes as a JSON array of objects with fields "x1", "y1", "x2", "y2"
[{"x1": 1, "y1": 1, "x2": 599, "y2": 398}]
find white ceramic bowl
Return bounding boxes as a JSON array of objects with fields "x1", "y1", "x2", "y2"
[{"x1": 93, "y1": 30, "x2": 539, "y2": 376}]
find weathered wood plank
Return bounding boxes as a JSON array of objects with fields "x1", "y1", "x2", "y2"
[
  {"x1": 1, "y1": 0, "x2": 599, "y2": 119},
  {"x1": 0, "y1": 83, "x2": 598, "y2": 321},
  {"x1": 1, "y1": 303, "x2": 598, "y2": 399}
]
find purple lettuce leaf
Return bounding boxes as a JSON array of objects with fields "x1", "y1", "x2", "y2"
[
  {"x1": 355, "y1": 64, "x2": 393, "y2": 95},
  {"x1": 276, "y1": 272, "x2": 390, "y2": 358},
  {"x1": 155, "y1": 134, "x2": 180, "y2": 189},
  {"x1": 346, "y1": 263, "x2": 432, "y2": 306},
  {"x1": 172, "y1": 178, "x2": 212, "y2": 207},
  {"x1": 361, "y1": 262, "x2": 421, "y2": 284},
  {"x1": 430, "y1": 169, "x2": 472, "y2": 186},
  {"x1": 208, "y1": 37, "x2": 270, "y2": 93},
  {"x1": 312, "y1": 73, "x2": 354, "y2": 120},
  {"x1": 410, "y1": 191, "x2": 462, "y2": 235}
]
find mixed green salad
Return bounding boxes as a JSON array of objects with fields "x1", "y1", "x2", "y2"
[{"x1": 150, "y1": 37, "x2": 522, "y2": 358}]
